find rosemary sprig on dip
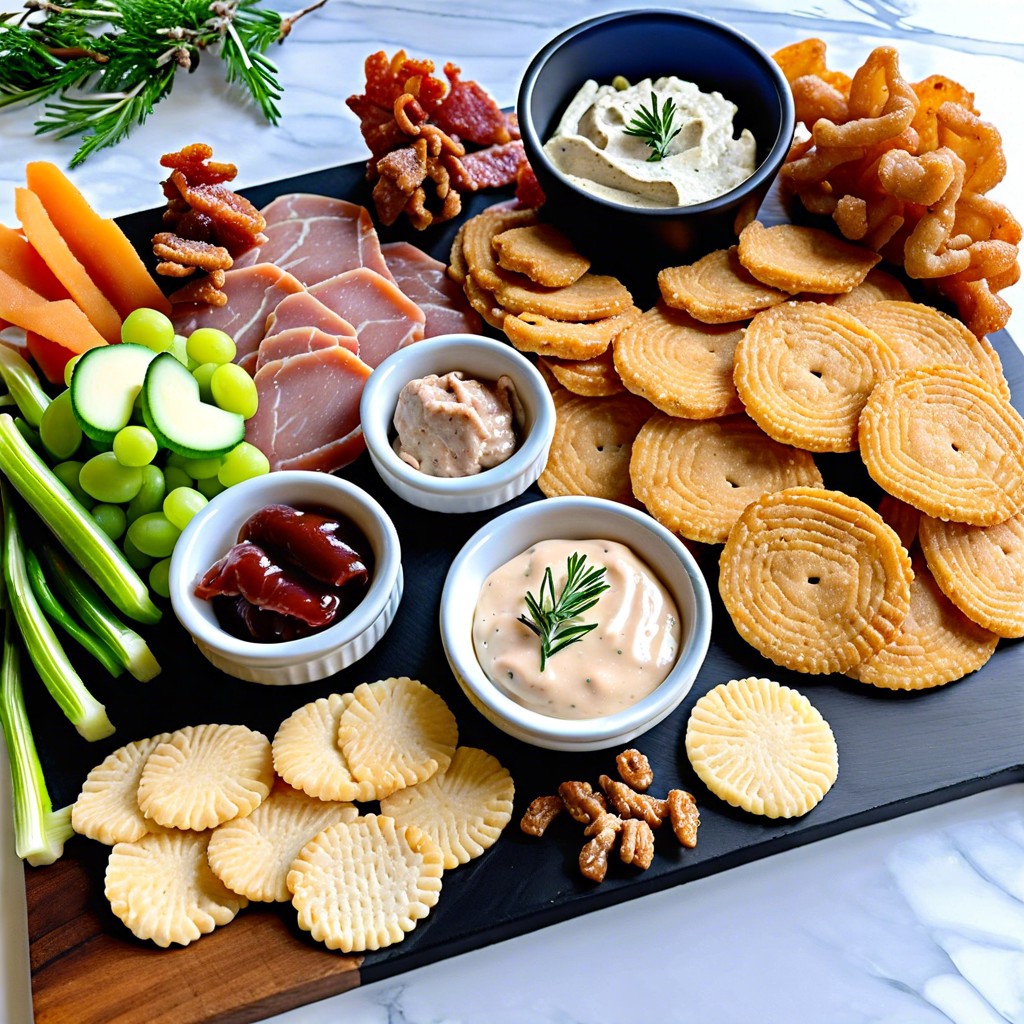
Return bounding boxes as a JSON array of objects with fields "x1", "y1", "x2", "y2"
[
  {"x1": 622, "y1": 89, "x2": 682, "y2": 162},
  {"x1": 518, "y1": 552, "x2": 610, "y2": 671},
  {"x1": 0, "y1": 0, "x2": 327, "y2": 167}
]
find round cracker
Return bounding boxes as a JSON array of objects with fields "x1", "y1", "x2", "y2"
[
  {"x1": 462, "y1": 206, "x2": 537, "y2": 291},
  {"x1": 538, "y1": 389, "x2": 654, "y2": 503},
  {"x1": 719, "y1": 486, "x2": 913, "y2": 674},
  {"x1": 502, "y1": 305, "x2": 641, "y2": 360},
  {"x1": 734, "y1": 301, "x2": 897, "y2": 452},
  {"x1": 657, "y1": 246, "x2": 789, "y2": 323},
  {"x1": 630, "y1": 413, "x2": 823, "y2": 544},
  {"x1": 137, "y1": 723, "x2": 274, "y2": 831},
  {"x1": 380, "y1": 747, "x2": 514, "y2": 870},
  {"x1": 492, "y1": 223, "x2": 590, "y2": 287},
  {"x1": 336, "y1": 677, "x2": 458, "y2": 799},
  {"x1": 845, "y1": 558, "x2": 999, "y2": 689},
  {"x1": 207, "y1": 780, "x2": 358, "y2": 902},
  {"x1": 287, "y1": 813, "x2": 444, "y2": 953},
  {"x1": 493, "y1": 272, "x2": 632, "y2": 321},
  {"x1": 272, "y1": 692, "x2": 378, "y2": 803},
  {"x1": 685, "y1": 677, "x2": 838, "y2": 819},
  {"x1": 737, "y1": 220, "x2": 881, "y2": 294},
  {"x1": 540, "y1": 348, "x2": 625, "y2": 397},
  {"x1": 613, "y1": 304, "x2": 745, "y2": 419},
  {"x1": 830, "y1": 267, "x2": 912, "y2": 308},
  {"x1": 105, "y1": 829, "x2": 247, "y2": 947},
  {"x1": 919, "y1": 508, "x2": 1024, "y2": 638},
  {"x1": 859, "y1": 365, "x2": 1024, "y2": 526}
]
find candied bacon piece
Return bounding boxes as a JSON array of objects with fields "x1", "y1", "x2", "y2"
[
  {"x1": 433, "y1": 62, "x2": 511, "y2": 146},
  {"x1": 160, "y1": 143, "x2": 238, "y2": 187},
  {"x1": 515, "y1": 162, "x2": 546, "y2": 208},
  {"x1": 452, "y1": 140, "x2": 528, "y2": 191}
]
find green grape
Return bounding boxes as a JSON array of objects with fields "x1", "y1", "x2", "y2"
[
  {"x1": 63, "y1": 354, "x2": 81, "y2": 388},
  {"x1": 168, "y1": 334, "x2": 198, "y2": 369},
  {"x1": 79, "y1": 451, "x2": 143, "y2": 504},
  {"x1": 191, "y1": 362, "x2": 218, "y2": 403},
  {"x1": 197, "y1": 475, "x2": 225, "y2": 499},
  {"x1": 53, "y1": 460, "x2": 90, "y2": 506},
  {"x1": 163, "y1": 465, "x2": 193, "y2": 492},
  {"x1": 126, "y1": 464, "x2": 166, "y2": 523},
  {"x1": 210, "y1": 363, "x2": 258, "y2": 419},
  {"x1": 121, "y1": 308, "x2": 174, "y2": 352},
  {"x1": 163, "y1": 486, "x2": 208, "y2": 530},
  {"x1": 165, "y1": 451, "x2": 189, "y2": 470},
  {"x1": 126, "y1": 512, "x2": 181, "y2": 558},
  {"x1": 39, "y1": 389, "x2": 82, "y2": 461},
  {"x1": 218, "y1": 442, "x2": 270, "y2": 487},
  {"x1": 181, "y1": 455, "x2": 221, "y2": 480},
  {"x1": 122, "y1": 534, "x2": 154, "y2": 573},
  {"x1": 112, "y1": 425, "x2": 158, "y2": 467},
  {"x1": 91, "y1": 502, "x2": 127, "y2": 540},
  {"x1": 186, "y1": 327, "x2": 236, "y2": 366},
  {"x1": 149, "y1": 558, "x2": 172, "y2": 599}
]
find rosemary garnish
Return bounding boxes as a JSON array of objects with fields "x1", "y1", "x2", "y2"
[
  {"x1": 622, "y1": 89, "x2": 681, "y2": 162},
  {"x1": 0, "y1": 0, "x2": 327, "y2": 167},
  {"x1": 517, "y1": 552, "x2": 610, "y2": 671}
]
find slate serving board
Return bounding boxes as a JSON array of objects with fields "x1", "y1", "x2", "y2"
[{"x1": 22, "y1": 162, "x2": 1024, "y2": 1024}]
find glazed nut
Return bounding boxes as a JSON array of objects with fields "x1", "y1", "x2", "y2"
[
  {"x1": 667, "y1": 789, "x2": 701, "y2": 849},
  {"x1": 619, "y1": 817, "x2": 655, "y2": 870},
  {"x1": 559, "y1": 780, "x2": 607, "y2": 825},
  {"x1": 616, "y1": 748, "x2": 654, "y2": 791},
  {"x1": 583, "y1": 810, "x2": 623, "y2": 839},
  {"x1": 579, "y1": 825, "x2": 619, "y2": 883},
  {"x1": 520, "y1": 795, "x2": 564, "y2": 837},
  {"x1": 599, "y1": 775, "x2": 668, "y2": 828}
]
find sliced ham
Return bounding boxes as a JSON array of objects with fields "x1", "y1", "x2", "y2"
[
  {"x1": 310, "y1": 267, "x2": 425, "y2": 368},
  {"x1": 245, "y1": 346, "x2": 373, "y2": 473},
  {"x1": 255, "y1": 326, "x2": 357, "y2": 372},
  {"x1": 234, "y1": 194, "x2": 395, "y2": 287},
  {"x1": 265, "y1": 290, "x2": 357, "y2": 340},
  {"x1": 381, "y1": 240, "x2": 482, "y2": 338},
  {"x1": 171, "y1": 262, "x2": 304, "y2": 366}
]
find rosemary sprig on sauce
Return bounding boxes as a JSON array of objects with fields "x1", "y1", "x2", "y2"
[
  {"x1": 622, "y1": 89, "x2": 681, "y2": 162},
  {"x1": 0, "y1": 0, "x2": 327, "y2": 167},
  {"x1": 518, "y1": 552, "x2": 610, "y2": 671}
]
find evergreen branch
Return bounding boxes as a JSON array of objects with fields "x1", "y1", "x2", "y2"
[{"x1": 622, "y1": 90, "x2": 682, "y2": 162}]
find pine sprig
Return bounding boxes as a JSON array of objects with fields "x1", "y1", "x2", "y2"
[
  {"x1": 517, "y1": 552, "x2": 610, "y2": 672},
  {"x1": 622, "y1": 89, "x2": 682, "y2": 162},
  {"x1": 0, "y1": 0, "x2": 328, "y2": 167}
]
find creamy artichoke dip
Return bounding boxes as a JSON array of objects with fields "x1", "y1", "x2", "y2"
[
  {"x1": 473, "y1": 538, "x2": 681, "y2": 720},
  {"x1": 543, "y1": 76, "x2": 757, "y2": 208}
]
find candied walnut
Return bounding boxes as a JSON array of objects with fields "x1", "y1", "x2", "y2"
[
  {"x1": 160, "y1": 143, "x2": 237, "y2": 186},
  {"x1": 155, "y1": 261, "x2": 195, "y2": 278},
  {"x1": 168, "y1": 275, "x2": 227, "y2": 308},
  {"x1": 579, "y1": 822, "x2": 620, "y2": 883},
  {"x1": 152, "y1": 233, "x2": 232, "y2": 274},
  {"x1": 520, "y1": 795, "x2": 563, "y2": 837},
  {"x1": 619, "y1": 818, "x2": 655, "y2": 870},
  {"x1": 599, "y1": 775, "x2": 668, "y2": 828},
  {"x1": 373, "y1": 137, "x2": 462, "y2": 230},
  {"x1": 558, "y1": 780, "x2": 607, "y2": 825},
  {"x1": 167, "y1": 170, "x2": 267, "y2": 257},
  {"x1": 667, "y1": 789, "x2": 700, "y2": 849},
  {"x1": 615, "y1": 749, "x2": 653, "y2": 792}
]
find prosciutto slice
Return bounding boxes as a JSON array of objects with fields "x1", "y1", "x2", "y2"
[
  {"x1": 255, "y1": 326, "x2": 358, "y2": 373},
  {"x1": 265, "y1": 290, "x2": 357, "y2": 339},
  {"x1": 381, "y1": 240, "x2": 482, "y2": 337}
]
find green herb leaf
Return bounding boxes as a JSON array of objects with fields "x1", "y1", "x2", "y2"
[
  {"x1": 517, "y1": 552, "x2": 610, "y2": 671},
  {"x1": 622, "y1": 89, "x2": 682, "y2": 162}
]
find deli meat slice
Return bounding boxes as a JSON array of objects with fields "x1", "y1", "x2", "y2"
[
  {"x1": 381, "y1": 240, "x2": 482, "y2": 338},
  {"x1": 310, "y1": 267, "x2": 425, "y2": 368},
  {"x1": 246, "y1": 346, "x2": 373, "y2": 472},
  {"x1": 171, "y1": 263, "x2": 304, "y2": 366},
  {"x1": 265, "y1": 290, "x2": 358, "y2": 340},
  {"x1": 234, "y1": 194, "x2": 395, "y2": 287},
  {"x1": 255, "y1": 326, "x2": 357, "y2": 372}
]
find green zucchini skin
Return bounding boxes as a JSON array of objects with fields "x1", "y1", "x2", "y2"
[{"x1": 70, "y1": 344, "x2": 156, "y2": 444}]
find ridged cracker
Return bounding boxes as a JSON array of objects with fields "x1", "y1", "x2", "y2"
[
  {"x1": 830, "y1": 267, "x2": 911, "y2": 308},
  {"x1": 685, "y1": 677, "x2": 838, "y2": 819},
  {"x1": 493, "y1": 223, "x2": 590, "y2": 287},
  {"x1": 503, "y1": 306, "x2": 641, "y2": 360},
  {"x1": 493, "y1": 272, "x2": 632, "y2": 321},
  {"x1": 540, "y1": 348, "x2": 625, "y2": 397},
  {"x1": 287, "y1": 813, "x2": 444, "y2": 953},
  {"x1": 462, "y1": 206, "x2": 537, "y2": 291},
  {"x1": 380, "y1": 747, "x2": 514, "y2": 870}
]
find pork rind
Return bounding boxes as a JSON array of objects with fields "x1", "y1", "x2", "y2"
[
  {"x1": 336, "y1": 677, "x2": 458, "y2": 799},
  {"x1": 502, "y1": 306, "x2": 641, "y2": 360},
  {"x1": 859, "y1": 366, "x2": 1024, "y2": 526},
  {"x1": 272, "y1": 693, "x2": 377, "y2": 803},
  {"x1": 493, "y1": 223, "x2": 591, "y2": 287},
  {"x1": 207, "y1": 780, "x2": 358, "y2": 902},
  {"x1": 830, "y1": 267, "x2": 912, "y2": 308},
  {"x1": 919, "y1": 509, "x2": 1024, "y2": 637},
  {"x1": 541, "y1": 348, "x2": 625, "y2": 397},
  {"x1": 630, "y1": 413, "x2": 823, "y2": 544},
  {"x1": 105, "y1": 829, "x2": 248, "y2": 948},
  {"x1": 380, "y1": 747, "x2": 514, "y2": 869},
  {"x1": 719, "y1": 487, "x2": 913, "y2": 674},
  {"x1": 137, "y1": 724, "x2": 274, "y2": 831},
  {"x1": 657, "y1": 246, "x2": 789, "y2": 323},
  {"x1": 613, "y1": 304, "x2": 745, "y2": 420},
  {"x1": 685, "y1": 677, "x2": 838, "y2": 819},
  {"x1": 287, "y1": 813, "x2": 444, "y2": 953},
  {"x1": 538, "y1": 388, "x2": 654, "y2": 503},
  {"x1": 734, "y1": 301, "x2": 897, "y2": 452},
  {"x1": 737, "y1": 221, "x2": 881, "y2": 294},
  {"x1": 849, "y1": 300, "x2": 1008, "y2": 398},
  {"x1": 845, "y1": 557, "x2": 998, "y2": 689},
  {"x1": 72, "y1": 733, "x2": 171, "y2": 846}
]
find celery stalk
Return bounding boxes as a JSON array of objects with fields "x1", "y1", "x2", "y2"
[
  {"x1": 0, "y1": 345, "x2": 50, "y2": 428},
  {"x1": 0, "y1": 412, "x2": 161, "y2": 625},
  {"x1": 0, "y1": 611, "x2": 74, "y2": 866}
]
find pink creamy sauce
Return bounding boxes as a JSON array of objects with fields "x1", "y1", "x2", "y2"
[{"x1": 472, "y1": 539, "x2": 681, "y2": 720}]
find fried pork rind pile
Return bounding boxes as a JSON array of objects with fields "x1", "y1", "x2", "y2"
[
  {"x1": 346, "y1": 51, "x2": 540, "y2": 230},
  {"x1": 774, "y1": 39, "x2": 1020, "y2": 337}
]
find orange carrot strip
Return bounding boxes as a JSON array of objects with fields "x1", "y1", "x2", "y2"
[
  {"x1": 0, "y1": 222, "x2": 70, "y2": 302},
  {"x1": 0, "y1": 268, "x2": 107, "y2": 355},
  {"x1": 25, "y1": 331, "x2": 75, "y2": 386}
]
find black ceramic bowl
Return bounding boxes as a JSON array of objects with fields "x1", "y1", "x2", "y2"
[{"x1": 518, "y1": 9, "x2": 795, "y2": 271}]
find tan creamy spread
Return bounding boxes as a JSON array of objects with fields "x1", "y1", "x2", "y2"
[
  {"x1": 392, "y1": 371, "x2": 521, "y2": 477},
  {"x1": 473, "y1": 538, "x2": 681, "y2": 719},
  {"x1": 543, "y1": 76, "x2": 757, "y2": 208}
]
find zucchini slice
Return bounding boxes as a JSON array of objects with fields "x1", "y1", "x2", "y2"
[{"x1": 69, "y1": 344, "x2": 156, "y2": 444}]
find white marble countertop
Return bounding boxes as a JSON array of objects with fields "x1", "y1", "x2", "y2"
[{"x1": 2, "y1": 2, "x2": 1023, "y2": 1022}]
